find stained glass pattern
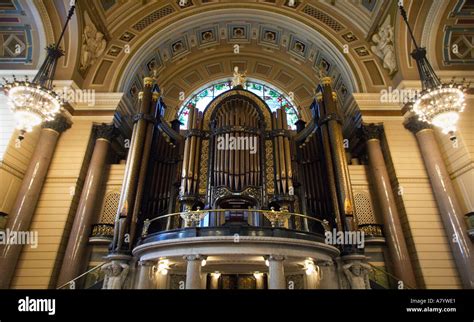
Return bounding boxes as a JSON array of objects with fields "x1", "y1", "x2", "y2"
[{"x1": 178, "y1": 81, "x2": 299, "y2": 129}]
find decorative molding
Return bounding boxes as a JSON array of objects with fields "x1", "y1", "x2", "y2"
[{"x1": 0, "y1": 160, "x2": 25, "y2": 179}]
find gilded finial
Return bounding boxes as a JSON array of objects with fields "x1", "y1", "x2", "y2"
[{"x1": 144, "y1": 77, "x2": 154, "y2": 86}]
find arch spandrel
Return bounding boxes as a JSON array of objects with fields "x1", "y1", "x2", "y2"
[{"x1": 203, "y1": 89, "x2": 273, "y2": 131}]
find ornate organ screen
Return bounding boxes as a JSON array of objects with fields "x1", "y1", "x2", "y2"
[{"x1": 211, "y1": 97, "x2": 263, "y2": 192}]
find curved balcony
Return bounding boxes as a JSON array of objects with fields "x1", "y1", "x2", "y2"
[
  {"x1": 140, "y1": 208, "x2": 330, "y2": 245},
  {"x1": 89, "y1": 223, "x2": 114, "y2": 245}
]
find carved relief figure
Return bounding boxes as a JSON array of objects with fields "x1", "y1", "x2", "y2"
[
  {"x1": 101, "y1": 261, "x2": 129, "y2": 289},
  {"x1": 371, "y1": 15, "x2": 397, "y2": 75},
  {"x1": 343, "y1": 262, "x2": 372, "y2": 289},
  {"x1": 80, "y1": 13, "x2": 107, "y2": 71}
]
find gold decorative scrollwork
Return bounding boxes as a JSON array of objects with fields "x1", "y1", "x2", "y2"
[
  {"x1": 199, "y1": 140, "x2": 209, "y2": 195},
  {"x1": 265, "y1": 140, "x2": 275, "y2": 195}
]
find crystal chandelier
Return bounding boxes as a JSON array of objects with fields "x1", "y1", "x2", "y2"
[
  {"x1": 1, "y1": 2, "x2": 76, "y2": 141},
  {"x1": 399, "y1": 3, "x2": 468, "y2": 140}
]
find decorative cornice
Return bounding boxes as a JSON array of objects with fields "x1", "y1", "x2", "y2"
[
  {"x1": 361, "y1": 123, "x2": 384, "y2": 141},
  {"x1": 42, "y1": 114, "x2": 72, "y2": 134},
  {"x1": 133, "y1": 235, "x2": 340, "y2": 259},
  {"x1": 403, "y1": 115, "x2": 432, "y2": 134}
]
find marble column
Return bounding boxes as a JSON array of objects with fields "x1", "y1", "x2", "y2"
[
  {"x1": 184, "y1": 255, "x2": 203, "y2": 289},
  {"x1": 0, "y1": 115, "x2": 70, "y2": 288},
  {"x1": 362, "y1": 123, "x2": 418, "y2": 288},
  {"x1": 56, "y1": 123, "x2": 115, "y2": 287},
  {"x1": 135, "y1": 260, "x2": 155, "y2": 289},
  {"x1": 405, "y1": 117, "x2": 474, "y2": 289},
  {"x1": 268, "y1": 255, "x2": 286, "y2": 289}
]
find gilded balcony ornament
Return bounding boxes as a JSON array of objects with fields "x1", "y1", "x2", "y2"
[
  {"x1": 322, "y1": 219, "x2": 331, "y2": 232},
  {"x1": 180, "y1": 208, "x2": 208, "y2": 227},
  {"x1": 263, "y1": 207, "x2": 291, "y2": 228}
]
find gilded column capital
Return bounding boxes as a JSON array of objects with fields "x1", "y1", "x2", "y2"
[
  {"x1": 42, "y1": 114, "x2": 71, "y2": 134},
  {"x1": 361, "y1": 123, "x2": 384, "y2": 141},
  {"x1": 403, "y1": 115, "x2": 432, "y2": 134}
]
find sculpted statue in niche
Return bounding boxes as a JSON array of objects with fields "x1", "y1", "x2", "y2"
[
  {"x1": 231, "y1": 66, "x2": 247, "y2": 88},
  {"x1": 101, "y1": 261, "x2": 129, "y2": 289},
  {"x1": 371, "y1": 15, "x2": 397, "y2": 75},
  {"x1": 343, "y1": 262, "x2": 372, "y2": 289},
  {"x1": 80, "y1": 12, "x2": 107, "y2": 72}
]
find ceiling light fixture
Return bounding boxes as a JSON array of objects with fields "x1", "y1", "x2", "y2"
[
  {"x1": 1, "y1": 1, "x2": 76, "y2": 141},
  {"x1": 399, "y1": 2, "x2": 468, "y2": 141}
]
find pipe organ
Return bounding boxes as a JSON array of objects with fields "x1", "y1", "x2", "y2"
[
  {"x1": 110, "y1": 77, "x2": 357, "y2": 253},
  {"x1": 211, "y1": 98, "x2": 262, "y2": 192}
]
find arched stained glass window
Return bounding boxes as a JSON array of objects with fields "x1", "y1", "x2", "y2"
[{"x1": 177, "y1": 80, "x2": 299, "y2": 129}]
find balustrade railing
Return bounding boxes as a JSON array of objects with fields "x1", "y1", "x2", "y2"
[
  {"x1": 141, "y1": 208, "x2": 330, "y2": 238},
  {"x1": 368, "y1": 264, "x2": 414, "y2": 289},
  {"x1": 57, "y1": 262, "x2": 106, "y2": 290}
]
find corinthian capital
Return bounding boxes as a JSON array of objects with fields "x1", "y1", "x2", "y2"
[
  {"x1": 42, "y1": 114, "x2": 72, "y2": 134},
  {"x1": 94, "y1": 123, "x2": 116, "y2": 141},
  {"x1": 361, "y1": 123, "x2": 384, "y2": 141},
  {"x1": 403, "y1": 115, "x2": 432, "y2": 134}
]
